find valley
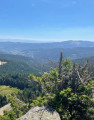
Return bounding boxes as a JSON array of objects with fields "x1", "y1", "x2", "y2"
[{"x1": 0, "y1": 41, "x2": 94, "y2": 120}]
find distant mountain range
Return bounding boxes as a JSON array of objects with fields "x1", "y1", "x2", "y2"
[
  {"x1": 0, "y1": 40, "x2": 94, "y2": 63},
  {"x1": 1, "y1": 40, "x2": 94, "y2": 74},
  {"x1": 1, "y1": 40, "x2": 94, "y2": 49}
]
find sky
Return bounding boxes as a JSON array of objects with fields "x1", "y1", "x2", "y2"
[{"x1": 0, "y1": 0, "x2": 94, "y2": 42}]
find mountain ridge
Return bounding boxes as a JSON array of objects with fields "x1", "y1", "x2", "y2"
[
  {"x1": 1, "y1": 41, "x2": 94, "y2": 64},
  {"x1": 1, "y1": 40, "x2": 94, "y2": 48}
]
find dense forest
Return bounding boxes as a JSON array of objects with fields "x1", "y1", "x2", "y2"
[
  {"x1": 0, "y1": 54, "x2": 49, "y2": 75},
  {"x1": 0, "y1": 95, "x2": 7, "y2": 108},
  {"x1": 0, "y1": 52, "x2": 94, "y2": 120}
]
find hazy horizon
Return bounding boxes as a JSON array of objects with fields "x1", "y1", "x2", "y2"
[{"x1": 0, "y1": 39, "x2": 94, "y2": 43}]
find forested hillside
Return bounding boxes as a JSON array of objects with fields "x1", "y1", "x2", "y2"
[
  {"x1": 0, "y1": 0, "x2": 94, "y2": 119},
  {"x1": 1, "y1": 41, "x2": 94, "y2": 63},
  {"x1": 0, "y1": 42, "x2": 94, "y2": 120},
  {"x1": 0, "y1": 54, "x2": 49, "y2": 75},
  {"x1": 73, "y1": 56, "x2": 94, "y2": 65},
  {"x1": 0, "y1": 53, "x2": 94, "y2": 120}
]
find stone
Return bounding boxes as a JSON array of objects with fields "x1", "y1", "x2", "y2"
[
  {"x1": 17, "y1": 106, "x2": 61, "y2": 120},
  {"x1": 0, "y1": 103, "x2": 12, "y2": 116}
]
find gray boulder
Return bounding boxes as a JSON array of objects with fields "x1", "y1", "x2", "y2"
[{"x1": 17, "y1": 106, "x2": 61, "y2": 120}]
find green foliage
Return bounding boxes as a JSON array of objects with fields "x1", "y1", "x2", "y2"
[
  {"x1": 41, "y1": 69, "x2": 60, "y2": 93},
  {"x1": 0, "y1": 95, "x2": 7, "y2": 108},
  {"x1": 62, "y1": 59, "x2": 73, "y2": 72},
  {"x1": 48, "y1": 86, "x2": 93, "y2": 120},
  {"x1": 38, "y1": 59, "x2": 94, "y2": 120},
  {"x1": 7, "y1": 95, "x2": 28, "y2": 119},
  {"x1": 2, "y1": 111, "x2": 17, "y2": 120},
  {"x1": 0, "y1": 86, "x2": 29, "y2": 120},
  {"x1": 0, "y1": 73, "x2": 42, "y2": 104},
  {"x1": 0, "y1": 55, "x2": 94, "y2": 120},
  {"x1": 0, "y1": 86, "x2": 22, "y2": 96},
  {"x1": 28, "y1": 74, "x2": 38, "y2": 82},
  {"x1": 31, "y1": 96, "x2": 49, "y2": 107},
  {"x1": 0, "y1": 74, "x2": 28, "y2": 89}
]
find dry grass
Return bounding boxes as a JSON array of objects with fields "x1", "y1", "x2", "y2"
[{"x1": 0, "y1": 86, "x2": 22, "y2": 96}]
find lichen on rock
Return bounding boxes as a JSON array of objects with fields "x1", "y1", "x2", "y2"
[{"x1": 17, "y1": 106, "x2": 61, "y2": 120}]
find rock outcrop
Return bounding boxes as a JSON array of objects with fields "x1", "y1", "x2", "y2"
[
  {"x1": 17, "y1": 106, "x2": 61, "y2": 120},
  {"x1": 0, "y1": 103, "x2": 12, "y2": 116}
]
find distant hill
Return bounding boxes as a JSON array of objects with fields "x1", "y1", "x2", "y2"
[
  {"x1": 1, "y1": 41, "x2": 94, "y2": 63},
  {"x1": 0, "y1": 40, "x2": 94, "y2": 50},
  {"x1": 1, "y1": 41, "x2": 94, "y2": 50},
  {"x1": 0, "y1": 54, "x2": 48, "y2": 75}
]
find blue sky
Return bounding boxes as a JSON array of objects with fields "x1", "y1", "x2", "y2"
[{"x1": 0, "y1": 0, "x2": 94, "y2": 42}]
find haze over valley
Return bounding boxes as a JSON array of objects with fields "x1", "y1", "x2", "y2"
[
  {"x1": 1, "y1": 40, "x2": 94, "y2": 63},
  {"x1": 0, "y1": 0, "x2": 94, "y2": 120}
]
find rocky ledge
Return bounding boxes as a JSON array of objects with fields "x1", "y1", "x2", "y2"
[{"x1": 17, "y1": 106, "x2": 61, "y2": 120}]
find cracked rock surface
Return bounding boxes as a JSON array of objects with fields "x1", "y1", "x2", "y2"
[{"x1": 17, "y1": 106, "x2": 61, "y2": 120}]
